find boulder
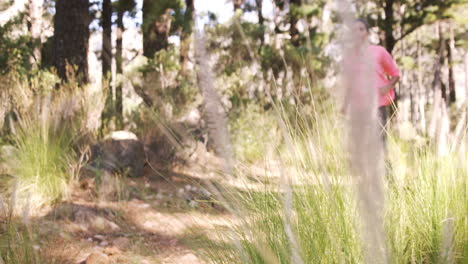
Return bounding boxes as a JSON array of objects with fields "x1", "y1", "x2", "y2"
[{"x1": 90, "y1": 131, "x2": 145, "y2": 177}]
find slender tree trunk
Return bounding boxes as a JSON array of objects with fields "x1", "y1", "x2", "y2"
[
  {"x1": 399, "y1": 33, "x2": 409, "y2": 123},
  {"x1": 416, "y1": 30, "x2": 426, "y2": 133},
  {"x1": 54, "y1": 0, "x2": 90, "y2": 84},
  {"x1": 429, "y1": 21, "x2": 450, "y2": 154},
  {"x1": 28, "y1": 0, "x2": 43, "y2": 67},
  {"x1": 180, "y1": 0, "x2": 194, "y2": 76},
  {"x1": 447, "y1": 23, "x2": 456, "y2": 105},
  {"x1": 100, "y1": 0, "x2": 114, "y2": 128},
  {"x1": 465, "y1": 52, "x2": 468, "y2": 129},
  {"x1": 102, "y1": 0, "x2": 112, "y2": 80},
  {"x1": 465, "y1": 52, "x2": 468, "y2": 117},
  {"x1": 289, "y1": 0, "x2": 302, "y2": 47},
  {"x1": 255, "y1": 0, "x2": 264, "y2": 45},
  {"x1": 383, "y1": 0, "x2": 396, "y2": 53},
  {"x1": 115, "y1": 8, "x2": 124, "y2": 128},
  {"x1": 435, "y1": 22, "x2": 447, "y2": 102}
]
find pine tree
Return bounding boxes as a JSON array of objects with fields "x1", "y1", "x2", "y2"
[
  {"x1": 102, "y1": 0, "x2": 112, "y2": 80},
  {"x1": 53, "y1": 0, "x2": 91, "y2": 83}
]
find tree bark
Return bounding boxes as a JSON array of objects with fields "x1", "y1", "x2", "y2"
[
  {"x1": 54, "y1": 0, "x2": 90, "y2": 84},
  {"x1": 102, "y1": 0, "x2": 112, "y2": 80},
  {"x1": 447, "y1": 23, "x2": 456, "y2": 105},
  {"x1": 416, "y1": 30, "x2": 426, "y2": 133},
  {"x1": 435, "y1": 22, "x2": 447, "y2": 102},
  {"x1": 255, "y1": 0, "x2": 264, "y2": 45},
  {"x1": 256, "y1": 0, "x2": 264, "y2": 26},
  {"x1": 289, "y1": 0, "x2": 302, "y2": 47},
  {"x1": 383, "y1": 0, "x2": 396, "y2": 53},
  {"x1": 115, "y1": 7, "x2": 124, "y2": 128},
  {"x1": 100, "y1": 0, "x2": 114, "y2": 129},
  {"x1": 465, "y1": 52, "x2": 468, "y2": 118},
  {"x1": 28, "y1": 0, "x2": 43, "y2": 67}
]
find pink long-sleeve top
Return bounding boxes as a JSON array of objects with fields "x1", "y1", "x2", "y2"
[
  {"x1": 370, "y1": 45, "x2": 400, "y2": 107},
  {"x1": 344, "y1": 44, "x2": 400, "y2": 108}
]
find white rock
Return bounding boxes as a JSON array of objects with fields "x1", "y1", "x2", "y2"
[{"x1": 104, "y1": 130, "x2": 138, "y2": 141}]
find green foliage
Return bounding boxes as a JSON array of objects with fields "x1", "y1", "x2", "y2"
[
  {"x1": 366, "y1": 0, "x2": 465, "y2": 51},
  {"x1": 207, "y1": 22, "x2": 261, "y2": 76},
  {"x1": 142, "y1": 0, "x2": 184, "y2": 34},
  {"x1": 259, "y1": 45, "x2": 283, "y2": 77},
  {"x1": 289, "y1": 2, "x2": 324, "y2": 19},
  {"x1": 0, "y1": 15, "x2": 33, "y2": 75},
  {"x1": 400, "y1": 56, "x2": 416, "y2": 70},
  {"x1": 139, "y1": 47, "x2": 199, "y2": 118},
  {"x1": 206, "y1": 17, "x2": 331, "y2": 108},
  {"x1": 140, "y1": 48, "x2": 181, "y2": 74},
  {"x1": 230, "y1": 104, "x2": 279, "y2": 163}
]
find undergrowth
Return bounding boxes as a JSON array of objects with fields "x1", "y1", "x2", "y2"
[{"x1": 202, "y1": 103, "x2": 467, "y2": 264}]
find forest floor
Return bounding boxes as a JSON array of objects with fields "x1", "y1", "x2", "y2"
[{"x1": 30, "y1": 157, "x2": 242, "y2": 264}]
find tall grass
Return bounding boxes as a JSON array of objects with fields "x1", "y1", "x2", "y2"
[
  {"x1": 9, "y1": 114, "x2": 74, "y2": 207},
  {"x1": 203, "y1": 103, "x2": 467, "y2": 264},
  {"x1": 386, "y1": 138, "x2": 467, "y2": 263},
  {"x1": 2, "y1": 87, "x2": 84, "y2": 210},
  {"x1": 0, "y1": 192, "x2": 42, "y2": 264}
]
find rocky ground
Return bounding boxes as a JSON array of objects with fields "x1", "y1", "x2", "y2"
[{"x1": 32, "y1": 162, "x2": 235, "y2": 264}]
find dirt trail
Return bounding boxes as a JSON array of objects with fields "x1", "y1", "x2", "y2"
[{"x1": 33, "y1": 164, "x2": 236, "y2": 264}]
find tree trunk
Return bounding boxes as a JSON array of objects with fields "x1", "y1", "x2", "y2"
[
  {"x1": 143, "y1": 0, "x2": 172, "y2": 58},
  {"x1": 435, "y1": 22, "x2": 447, "y2": 102},
  {"x1": 102, "y1": 0, "x2": 112, "y2": 80},
  {"x1": 234, "y1": 0, "x2": 244, "y2": 11},
  {"x1": 54, "y1": 0, "x2": 90, "y2": 84},
  {"x1": 115, "y1": 8, "x2": 124, "y2": 128},
  {"x1": 100, "y1": 0, "x2": 114, "y2": 128},
  {"x1": 180, "y1": 0, "x2": 194, "y2": 76},
  {"x1": 28, "y1": 0, "x2": 43, "y2": 67},
  {"x1": 255, "y1": 0, "x2": 264, "y2": 45},
  {"x1": 289, "y1": 0, "x2": 302, "y2": 47},
  {"x1": 447, "y1": 23, "x2": 456, "y2": 105},
  {"x1": 465, "y1": 52, "x2": 468, "y2": 118},
  {"x1": 416, "y1": 30, "x2": 426, "y2": 133},
  {"x1": 383, "y1": 0, "x2": 396, "y2": 53}
]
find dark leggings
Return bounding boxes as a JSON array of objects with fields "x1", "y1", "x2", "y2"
[
  {"x1": 378, "y1": 106, "x2": 388, "y2": 147},
  {"x1": 379, "y1": 106, "x2": 394, "y2": 180}
]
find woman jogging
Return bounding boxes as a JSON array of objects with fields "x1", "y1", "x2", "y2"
[{"x1": 342, "y1": 18, "x2": 400, "y2": 145}]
